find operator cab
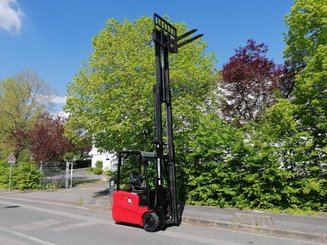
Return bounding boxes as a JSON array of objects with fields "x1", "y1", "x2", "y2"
[
  {"x1": 119, "y1": 150, "x2": 157, "y2": 207},
  {"x1": 112, "y1": 150, "x2": 164, "y2": 231}
]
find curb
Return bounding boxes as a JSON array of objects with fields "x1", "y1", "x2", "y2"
[{"x1": 182, "y1": 216, "x2": 327, "y2": 244}]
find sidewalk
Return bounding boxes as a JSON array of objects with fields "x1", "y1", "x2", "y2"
[
  {"x1": 182, "y1": 205, "x2": 327, "y2": 243},
  {"x1": 1, "y1": 177, "x2": 326, "y2": 244}
]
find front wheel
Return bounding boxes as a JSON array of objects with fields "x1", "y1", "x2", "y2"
[{"x1": 143, "y1": 212, "x2": 159, "y2": 232}]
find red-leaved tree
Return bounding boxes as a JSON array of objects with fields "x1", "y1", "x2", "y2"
[
  {"x1": 15, "y1": 113, "x2": 74, "y2": 162},
  {"x1": 221, "y1": 39, "x2": 288, "y2": 125}
]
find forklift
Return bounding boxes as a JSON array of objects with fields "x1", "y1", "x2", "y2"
[{"x1": 112, "y1": 13, "x2": 203, "y2": 232}]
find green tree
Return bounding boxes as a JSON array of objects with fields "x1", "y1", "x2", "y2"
[
  {"x1": 250, "y1": 98, "x2": 326, "y2": 211},
  {"x1": 186, "y1": 104, "x2": 301, "y2": 210},
  {"x1": 65, "y1": 16, "x2": 217, "y2": 154},
  {"x1": 294, "y1": 45, "x2": 327, "y2": 165},
  {"x1": 247, "y1": 100, "x2": 302, "y2": 209},
  {"x1": 186, "y1": 111, "x2": 246, "y2": 207},
  {"x1": 282, "y1": 0, "x2": 327, "y2": 211},
  {"x1": 0, "y1": 70, "x2": 55, "y2": 158},
  {"x1": 284, "y1": 0, "x2": 327, "y2": 72},
  {"x1": 293, "y1": 47, "x2": 327, "y2": 210}
]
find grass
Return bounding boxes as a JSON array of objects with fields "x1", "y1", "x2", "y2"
[
  {"x1": 187, "y1": 201, "x2": 327, "y2": 217},
  {"x1": 72, "y1": 178, "x2": 102, "y2": 187},
  {"x1": 87, "y1": 167, "x2": 103, "y2": 175},
  {"x1": 78, "y1": 197, "x2": 84, "y2": 206},
  {"x1": 231, "y1": 205, "x2": 326, "y2": 217},
  {"x1": 258, "y1": 207, "x2": 327, "y2": 217}
]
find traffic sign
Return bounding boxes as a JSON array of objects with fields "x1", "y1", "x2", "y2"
[
  {"x1": 7, "y1": 153, "x2": 16, "y2": 192},
  {"x1": 7, "y1": 153, "x2": 16, "y2": 165}
]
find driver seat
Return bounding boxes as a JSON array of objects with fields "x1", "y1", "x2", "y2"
[{"x1": 130, "y1": 172, "x2": 143, "y2": 192}]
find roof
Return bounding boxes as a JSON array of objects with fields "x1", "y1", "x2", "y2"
[{"x1": 116, "y1": 150, "x2": 156, "y2": 159}]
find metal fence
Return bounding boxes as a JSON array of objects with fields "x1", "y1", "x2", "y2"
[{"x1": 40, "y1": 161, "x2": 66, "y2": 187}]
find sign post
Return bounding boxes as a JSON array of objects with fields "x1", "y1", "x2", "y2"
[{"x1": 7, "y1": 153, "x2": 16, "y2": 192}]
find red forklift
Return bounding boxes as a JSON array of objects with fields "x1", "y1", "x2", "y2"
[{"x1": 112, "y1": 13, "x2": 203, "y2": 232}]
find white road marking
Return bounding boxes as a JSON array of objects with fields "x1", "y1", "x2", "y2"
[
  {"x1": 0, "y1": 199, "x2": 112, "y2": 225},
  {"x1": 0, "y1": 233, "x2": 28, "y2": 245},
  {"x1": 159, "y1": 229, "x2": 241, "y2": 245},
  {"x1": 0, "y1": 227, "x2": 55, "y2": 245},
  {"x1": 52, "y1": 221, "x2": 99, "y2": 232},
  {"x1": 13, "y1": 219, "x2": 61, "y2": 231},
  {"x1": 0, "y1": 196, "x2": 87, "y2": 210}
]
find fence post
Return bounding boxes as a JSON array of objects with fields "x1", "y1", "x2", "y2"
[
  {"x1": 65, "y1": 161, "x2": 69, "y2": 188},
  {"x1": 70, "y1": 161, "x2": 73, "y2": 188},
  {"x1": 8, "y1": 164, "x2": 12, "y2": 192},
  {"x1": 39, "y1": 161, "x2": 43, "y2": 186}
]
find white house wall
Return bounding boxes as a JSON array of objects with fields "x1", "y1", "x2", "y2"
[{"x1": 89, "y1": 146, "x2": 117, "y2": 171}]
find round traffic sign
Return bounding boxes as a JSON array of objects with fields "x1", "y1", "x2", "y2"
[{"x1": 7, "y1": 153, "x2": 16, "y2": 164}]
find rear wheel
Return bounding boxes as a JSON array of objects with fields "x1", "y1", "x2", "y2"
[{"x1": 143, "y1": 212, "x2": 159, "y2": 232}]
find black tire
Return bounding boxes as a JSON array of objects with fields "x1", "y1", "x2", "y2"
[{"x1": 143, "y1": 212, "x2": 159, "y2": 232}]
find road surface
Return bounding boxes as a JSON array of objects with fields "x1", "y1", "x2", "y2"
[{"x1": 0, "y1": 196, "x2": 323, "y2": 245}]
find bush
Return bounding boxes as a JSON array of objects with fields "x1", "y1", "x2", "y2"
[
  {"x1": 0, "y1": 160, "x2": 42, "y2": 190},
  {"x1": 89, "y1": 160, "x2": 103, "y2": 175},
  {"x1": 95, "y1": 160, "x2": 103, "y2": 169},
  {"x1": 0, "y1": 160, "x2": 10, "y2": 189},
  {"x1": 92, "y1": 167, "x2": 103, "y2": 175},
  {"x1": 12, "y1": 162, "x2": 42, "y2": 190},
  {"x1": 184, "y1": 103, "x2": 326, "y2": 212}
]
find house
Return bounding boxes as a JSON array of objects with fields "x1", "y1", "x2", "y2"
[{"x1": 88, "y1": 145, "x2": 117, "y2": 171}]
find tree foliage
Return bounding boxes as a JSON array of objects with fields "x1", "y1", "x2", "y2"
[
  {"x1": 294, "y1": 45, "x2": 327, "y2": 164},
  {"x1": 0, "y1": 70, "x2": 54, "y2": 157},
  {"x1": 65, "y1": 16, "x2": 217, "y2": 153},
  {"x1": 284, "y1": 0, "x2": 327, "y2": 208},
  {"x1": 64, "y1": 13, "x2": 326, "y2": 212},
  {"x1": 186, "y1": 100, "x2": 326, "y2": 211},
  {"x1": 284, "y1": 0, "x2": 327, "y2": 72},
  {"x1": 283, "y1": 0, "x2": 326, "y2": 163},
  {"x1": 289, "y1": 48, "x2": 327, "y2": 210},
  {"x1": 220, "y1": 40, "x2": 285, "y2": 125},
  {"x1": 0, "y1": 160, "x2": 42, "y2": 190},
  {"x1": 15, "y1": 113, "x2": 74, "y2": 162},
  {"x1": 187, "y1": 0, "x2": 327, "y2": 211},
  {"x1": 186, "y1": 112, "x2": 246, "y2": 206},
  {"x1": 252, "y1": 99, "x2": 326, "y2": 210}
]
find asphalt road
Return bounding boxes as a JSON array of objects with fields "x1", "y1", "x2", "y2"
[{"x1": 0, "y1": 197, "x2": 323, "y2": 245}]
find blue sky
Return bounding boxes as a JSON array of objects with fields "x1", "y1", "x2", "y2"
[{"x1": 0, "y1": 0, "x2": 294, "y2": 110}]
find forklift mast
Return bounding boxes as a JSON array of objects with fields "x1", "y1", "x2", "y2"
[{"x1": 152, "y1": 14, "x2": 203, "y2": 227}]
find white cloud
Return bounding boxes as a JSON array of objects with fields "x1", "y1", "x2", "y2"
[
  {"x1": 0, "y1": 0, "x2": 24, "y2": 34},
  {"x1": 52, "y1": 96, "x2": 67, "y2": 104}
]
